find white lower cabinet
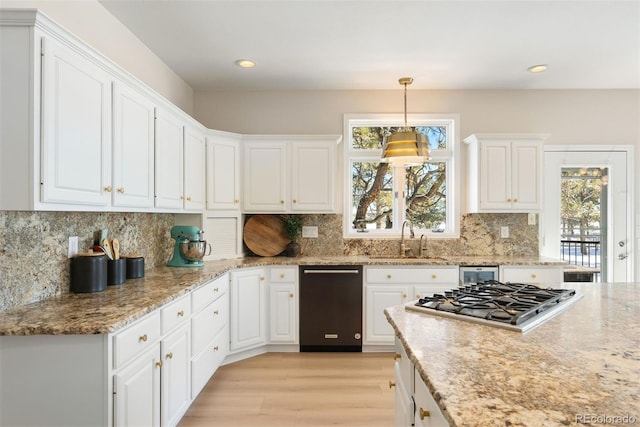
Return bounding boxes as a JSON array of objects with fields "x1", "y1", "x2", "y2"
[
  {"x1": 365, "y1": 266, "x2": 459, "y2": 345},
  {"x1": 393, "y1": 337, "x2": 448, "y2": 427},
  {"x1": 499, "y1": 265, "x2": 563, "y2": 284},
  {"x1": 268, "y1": 267, "x2": 298, "y2": 343},
  {"x1": 114, "y1": 342, "x2": 162, "y2": 427},
  {"x1": 230, "y1": 268, "x2": 267, "y2": 352},
  {"x1": 161, "y1": 323, "x2": 191, "y2": 426}
]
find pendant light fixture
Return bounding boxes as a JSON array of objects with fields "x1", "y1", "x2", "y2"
[{"x1": 381, "y1": 77, "x2": 430, "y2": 165}]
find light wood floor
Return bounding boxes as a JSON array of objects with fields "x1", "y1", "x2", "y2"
[{"x1": 178, "y1": 352, "x2": 395, "y2": 427}]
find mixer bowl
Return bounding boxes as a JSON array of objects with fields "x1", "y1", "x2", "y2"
[{"x1": 179, "y1": 241, "x2": 210, "y2": 262}]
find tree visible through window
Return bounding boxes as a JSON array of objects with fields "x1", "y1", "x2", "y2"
[{"x1": 346, "y1": 115, "x2": 458, "y2": 236}]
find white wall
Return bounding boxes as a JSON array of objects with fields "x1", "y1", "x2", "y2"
[{"x1": 1, "y1": 0, "x2": 194, "y2": 113}]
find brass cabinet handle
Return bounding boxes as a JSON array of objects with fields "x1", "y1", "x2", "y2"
[
  {"x1": 177, "y1": 310, "x2": 184, "y2": 317},
  {"x1": 155, "y1": 360, "x2": 163, "y2": 368},
  {"x1": 388, "y1": 380, "x2": 395, "y2": 389},
  {"x1": 214, "y1": 310, "x2": 219, "y2": 315},
  {"x1": 104, "y1": 186, "x2": 112, "y2": 192},
  {"x1": 419, "y1": 408, "x2": 431, "y2": 420},
  {"x1": 213, "y1": 346, "x2": 219, "y2": 351},
  {"x1": 117, "y1": 187, "x2": 124, "y2": 193},
  {"x1": 393, "y1": 353, "x2": 401, "y2": 361},
  {"x1": 166, "y1": 352, "x2": 173, "y2": 360},
  {"x1": 139, "y1": 334, "x2": 148, "y2": 342}
]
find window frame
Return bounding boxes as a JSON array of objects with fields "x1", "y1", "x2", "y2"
[{"x1": 343, "y1": 113, "x2": 460, "y2": 239}]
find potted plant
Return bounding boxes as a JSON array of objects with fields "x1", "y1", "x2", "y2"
[{"x1": 282, "y1": 215, "x2": 303, "y2": 257}]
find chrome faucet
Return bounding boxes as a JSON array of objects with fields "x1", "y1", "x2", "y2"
[
  {"x1": 400, "y1": 220, "x2": 415, "y2": 257},
  {"x1": 419, "y1": 234, "x2": 427, "y2": 258}
]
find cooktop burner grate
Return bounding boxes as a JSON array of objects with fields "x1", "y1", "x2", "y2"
[{"x1": 407, "y1": 280, "x2": 580, "y2": 332}]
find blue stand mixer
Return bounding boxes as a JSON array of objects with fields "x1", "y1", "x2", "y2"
[{"x1": 168, "y1": 225, "x2": 211, "y2": 267}]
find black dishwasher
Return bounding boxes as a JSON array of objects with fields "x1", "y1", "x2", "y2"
[{"x1": 299, "y1": 265, "x2": 363, "y2": 352}]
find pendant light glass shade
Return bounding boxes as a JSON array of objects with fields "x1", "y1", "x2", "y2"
[{"x1": 381, "y1": 77, "x2": 430, "y2": 165}]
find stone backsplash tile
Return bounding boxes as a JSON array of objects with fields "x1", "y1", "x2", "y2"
[{"x1": 0, "y1": 211, "x2": 174, "y2": 311}]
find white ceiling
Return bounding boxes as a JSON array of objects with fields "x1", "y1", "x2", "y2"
[{"x1": 99, "y1": 0, "x2": 640, "y2": 91}]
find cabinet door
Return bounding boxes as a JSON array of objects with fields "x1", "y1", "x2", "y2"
[
  {"x1": 155, "y1": 108, "x2": 184, "y2": 209},
  {"x1": 112, "y1": 82, "x2": 155, "y2": 208},
  {"x1": 511, "y1": 141, "x2": 541, "y2": 210},
  {"x1": 365, "y1": 285, "x2": 410, "y2": 344},
  {"x1": 230, "y1": 268, "x2": 266, "y2": 351},
  {"x1": 479, "y1": 141, "x2": 511, "y2": 210},
  {"x1": 269, "y1": 283, "x2": 297, "y2": 343},
  {"x1": 184, "y1": 127, "x2": 206, "y2": 211},
  {"x1": 394, "y1": 364, "x2": 414, "y2": 427},
  {"x1": 290, "y1": 141, "x2": 335, "y2": 212},
  {"x1": 113, "y1": 343, "x2": 161, "y2": 427},
  {"x1": 243, "y1": 142, "x2": 287, "y2": 212},
  {"x1": 41, "y1": 37, "x2": 112, "y2": 206},
  {"x1": 161, "y1": 324, "x2": 191, "y2": 427},
  {"x1": 206, "y1": 134, "x2": 241, "y2": 210},
  {"x1": 414, "y1": 368, "x2": 449, "y2": 427}
]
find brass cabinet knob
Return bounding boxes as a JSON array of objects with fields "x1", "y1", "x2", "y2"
[
  {"x1": 280, "y1": 200, "x2": 285, "y2": 204},
  {"x1": 214, "y1": 287, "x2": 219, "y2": 292},
  {"x1": 393, "y1": 353, "x2": 401, "y2": 361},
  {"x1": 289, "y1": 293, "x2": 294, "y2": 298},
  {"x1": 280, "y1": 274, "x2": 285, "y2": 278},
  {"x1": 531, "y1": 273, "x2": 537, "y2": 279},
  {"x1": 117, "y1": 187, "x2": 125, "y2": 193},
  {"x1": 213, "y1": 346, "x2": 219, "y2": 351},
  {"x1": 155, "y1": 360, "x2": 163, "y2": 368},
  {"x1": 166, "y1": 352, "x2": 173, "y2": 360},
  {"x1": 388, "y1": 380, "x2": 395, "y2": 389},
  {"x1": 139, "y1": 334, "x2": 148, "y2": 342},
  {"x1": 402, "y1": 293, "x2": 407, "y2": 299},
  {"x1": 104, "y1": 186, "x2": 112, "y2": 192},
  {"x1": 234, "y1": 199, "x2": 239, "y2": 203},
  {"x1": 214, "y1": 310, "x2": 219, "y2": 315},
  {"x1": 419, "y1": 408, "x2": 431, "y2": 420},
  {"x1": 260, "y1": 276, "x2": 265, "y2": 281},
  {"x1": 293, "y1": 199, "x2": 297, "y2": 203},
  {"x1": 432, "y1": 274, "x2": 437, "y2": 279},
  {"x1": 180, "y1": 196, "x2": 185, "y2": 200},
  {"x1": 187, "y1": 196, "x2": 192, "y2": 201},
  {"x1": 387, "y1": 274, "x2": 392, "y2": 279},
  {"x1": 416, "y1": 294, "x2": 421, "y2": 299},
  {"x1": 177, "y1": 310, "x2": 184, "y2": 317}
]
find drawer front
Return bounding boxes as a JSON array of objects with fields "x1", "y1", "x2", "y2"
[
  {"x1": 394, "y1": 336, "x2": 412, "y2": 392},
  {"x1": 191, "y1": 326, "x2": 229, "y2": 399},
  {"x1": 161, "y1": 295, "x2": 192, "y2": 335},
  {"x1": 500, "y1": 266, "x2": 563, "y2": 284},
  {"x1": 191, "y1": 292, "x2": 229, "y2": 356},
  {"x1": 269, "y1": 267, "x2": 297, "y2": 283},
  {"x1": 414, "y1": 368, "x2": 449, "y2": 427},
  {"x1": 113, "y1": 311, "x2": 161, "y2": 369},
  {"x1": 192, "y1": 274, "x2": 229, "y2": 313},
  {"x1": 366, "y1": 266, "x2": 458, "y2": 284}
]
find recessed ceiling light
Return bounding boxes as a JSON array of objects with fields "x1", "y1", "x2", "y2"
[
  {"x1": 527, "y1": 64, "x2": 548, "y2": 73},
  {"x1": 235, "y1": 59, "x2": 255, "y2": 68}
]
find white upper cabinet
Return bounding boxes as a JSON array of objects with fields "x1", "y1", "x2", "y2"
[
  {"x1": 465, "y1": 134, "x2": 547, "y2": 212},
  {"x1": 242, "y1": 135, "x2": 340, "y2": 213},
  {"x1": 41, "y1": 36, "x2": 112, "y2": 207},
  {"x1": 184, "y1": 126, "x2": 206, "y2": 211},
  {"x1": 206, "y1": 132, "x2": 241, "y2": 211},
  {"x1": 112, "y1": 82, "x2": 155, "y2": 209},
  {"x1": 155, "y1": 108, "x2": 184, "y2": 210}
]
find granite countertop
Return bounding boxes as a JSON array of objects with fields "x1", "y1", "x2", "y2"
[
  {"x1": 385, "y1": 283, "x2": 640, "y2": 427},
  {"x1": 0, "y1": 255, "x2": 564, "y2": 336}
]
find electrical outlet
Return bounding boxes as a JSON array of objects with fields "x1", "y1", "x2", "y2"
[
  {"x1": 302, "y1": 226, "x2": 318, "y2": 238},
  {"x1": 500, "y1": 226, "x2": 509, "y2": 239},
  {"x1": 528, "y1": 213, "x2": 537, "y2": 225},
  {"x1": 68, "y1": 236, "x2": 79, "y2": 258}
]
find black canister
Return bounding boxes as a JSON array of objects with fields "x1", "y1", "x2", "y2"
[
  {"x1": 70, "y1": 254, "x2": 107, "y2": 293},
  {"x1": 107, "y1": 259, "x2": 127, "y2": 285},
  {"x1": 125, "y1": 256, "x2": 145, "y2": 279}
]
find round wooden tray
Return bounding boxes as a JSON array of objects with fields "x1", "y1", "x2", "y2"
[{"x1": 243, "y1": 215, "x2": 290, "y2": 256}]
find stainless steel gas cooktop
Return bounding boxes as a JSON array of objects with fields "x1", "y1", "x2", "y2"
[{"x1": 406, "y1": 280, "x2": 582, "y2": 333}]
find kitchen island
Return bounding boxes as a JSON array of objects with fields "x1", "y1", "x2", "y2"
[{"x1": 385, "y1": 282, "x2": 640, "y2": 426}]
